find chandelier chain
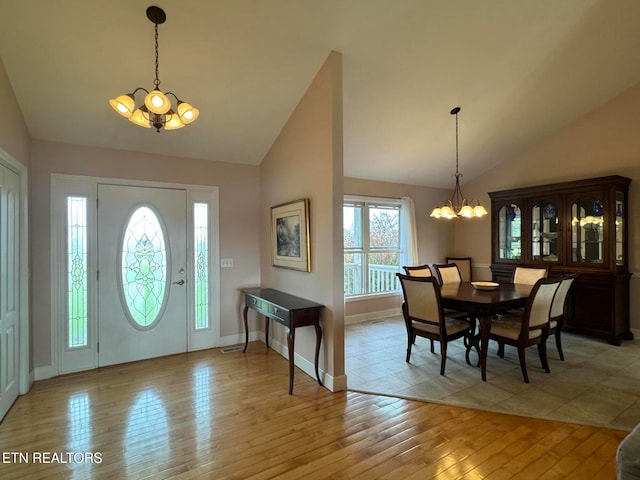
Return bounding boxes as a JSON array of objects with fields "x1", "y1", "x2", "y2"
[{"x1": 154, "y1": 22, "x2": 160, "y2": 89}]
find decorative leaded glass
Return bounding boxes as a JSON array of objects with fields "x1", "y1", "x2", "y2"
[
  {"x1": 194, "y1": 203, "x2": 209, "y2": 330},
  {"x1": 67, "y1": 197, "x2": 88, "y2": 348},
  {"x1": 121, "y1": 206, "x2": 167, "y2": 328}
]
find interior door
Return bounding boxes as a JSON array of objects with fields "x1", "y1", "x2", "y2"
[
  {"x1": 0, "y1": 165, "x2": 20, "y2": 421},
  {"x1": 97, "y1": 184, "x2": 187, "y2": 366}
]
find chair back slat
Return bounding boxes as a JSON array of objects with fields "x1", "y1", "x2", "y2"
[
  {"x1": 446, "y1": 257, "x2": 472, "y2": 282},
  {"x1": 403, "y1": 264, "x2": 432, "y2": 277},
  {"x1": 397, "y1": 275, "x2": 441, "y2": 326},
  {"x1": 513, "y1": 266, "x2": 548, "y2": 285},
  {"x1": 524, "y1": 279, "x2": 561, "y2": 330},
  {"x1": 550, "y1": 275, "x2": 577, "y2": 318},
  {"x1": 433, "y1": 264, "x2": 462, "y2": 285}
]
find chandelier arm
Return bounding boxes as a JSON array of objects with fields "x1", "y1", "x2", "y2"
[
  {"x1": 164, "y1": 91, "x2": 181, "y2": 102},
  {"x1": 131, "y1": 87, "x2": 150, "y2": 97}
]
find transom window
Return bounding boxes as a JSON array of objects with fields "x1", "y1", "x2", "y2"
[{"x1": 344, "y1": 197, "x2": 401, "y2": 297}]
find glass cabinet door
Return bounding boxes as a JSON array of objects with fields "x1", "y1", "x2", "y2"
[
  {"x1": 571, "y1": 195, "x2": 604, "y2": 264},
  {"x1": 531, "y1": 201, "x2": 560, "y2": 262},
  {"x1": 498, "y1": 203, "x2": 521, "y2": 260},
  {"x1": 615, "y1": 191, "x2": 625, "y2": 266}
]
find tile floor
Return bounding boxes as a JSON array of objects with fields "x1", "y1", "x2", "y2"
[{"x1": 346, "y1": 316, "x2": 640, "y2": 431}]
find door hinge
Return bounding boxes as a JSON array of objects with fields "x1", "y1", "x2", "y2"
[
  {"x1": 96, "y1": 270, "x2": 99, "y2": 281},
  {"x1": 97, "y1": 342, "x2": 99, "y2": 353}
]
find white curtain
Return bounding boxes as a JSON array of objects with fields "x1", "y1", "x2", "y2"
[{"x1": 399, "y1": 196, "x2": 418, "y2": 269}]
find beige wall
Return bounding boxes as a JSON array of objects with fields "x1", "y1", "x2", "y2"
[
  {"x1": 259, "y1": 52, "x2": 346, "y2": 390},
  {"x1": 343, "y1": 177, "x2": 455, "y2": 318},
  {"x1": 0, "y1": 57, "x2": 30, "y2": 167},
  {"x1": 30, "y1": 140, "x2": 261, "y2": 369},
  {"x1": 458, "y1": 81, "x2": 640, "y2": 330}
]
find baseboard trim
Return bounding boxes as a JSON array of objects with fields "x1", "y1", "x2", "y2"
[{"x1": 345, "y1": 308, "x2": 401, "y2": 325}]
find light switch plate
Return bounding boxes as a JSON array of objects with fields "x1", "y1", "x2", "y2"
[{"x1": 221, "y1": 258, "x2": 234, "y2": 268}]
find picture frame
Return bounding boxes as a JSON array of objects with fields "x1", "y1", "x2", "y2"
[{"x1": 271, "y1": 198, "x2": 311, "y2": 272}]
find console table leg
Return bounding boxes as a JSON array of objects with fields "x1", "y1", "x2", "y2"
[
  {"x1": 242, "y1": 306, "x2": 249, "y2": 353},
  {"x1": 314, "y1": 324, "x2": 323, "y2": 386},
  {"x1": 287, "y1": 328, "x2": 295, "y2": 395},
  {"x1": 265, "y1": 317, "x2": 270, "y2": 348}
]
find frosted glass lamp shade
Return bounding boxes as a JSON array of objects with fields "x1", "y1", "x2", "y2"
[
  {"x1": 164, "y1": 110, "x2": 185, "y2": 130},
  {"x1": 144, "y1": 89, "x2": 171, "y2": 114},
  {"x1": 177, "y1": 101, "x2": 199, "y2": 124},
  {"x1": 129, "y1": 106, "x2": 151, "y2": 128},
  {"x1": 473, "y1": 205, "x2": 488, "y2": 217},
  {"x1": 109, "y1": 94, "x2": 135, "y2": 118},
  {"x1": 459, "y1": 205, "x2": 475, "y2": 218}
]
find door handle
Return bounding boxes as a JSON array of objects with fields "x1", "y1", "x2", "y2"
[{"x1": 173, "y1": 279, "x2": 185, "y2": 285}]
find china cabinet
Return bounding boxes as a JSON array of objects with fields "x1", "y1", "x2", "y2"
[{"x1": 489, "y1": 175, "x2": 631, "y2": 345}]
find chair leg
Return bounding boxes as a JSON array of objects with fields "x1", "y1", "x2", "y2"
[
  {"x1": 517, "y1": 347, "x2": 529, "y2": 383},
  {"x1": 406, "y1": 332, "x2": 414, "y2": 362},
  {"x1": 537, "y1": 341, "x2": 550, "y2": 373},
  {"x1": 555, "y1": 331, "x2": 565, "y2": 361},
  {"x1": 497, "y1": 342, "x2": 505, "y2": 358},
  {"x1": 430, "y1": 339, "x2": 435, "y2": 354},
  {"x1": 440, "y1": 341, "x2": 447, "y2": 376}
]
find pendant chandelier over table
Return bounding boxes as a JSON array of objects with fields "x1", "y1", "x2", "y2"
[
  {"x1": 109, "y1": 6, "x2": 199, "y2": 132},
  {"x1": 430, "y1": 107, "x2": 487, "y2": 219}
]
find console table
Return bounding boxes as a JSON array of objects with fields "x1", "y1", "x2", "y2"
[{"x1": 242, "y1": 288, "x2": 324, "y2": 394}]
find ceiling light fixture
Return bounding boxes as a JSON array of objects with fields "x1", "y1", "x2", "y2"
[
  {"x1": 109, "y1": 6, "x2": 199, "y2": 132},
  {"x1": 430, "y1": 107, "x2": 488, "y2": 219}
]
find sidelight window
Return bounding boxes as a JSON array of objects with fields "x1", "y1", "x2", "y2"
[
  {"x1": 194, "y1": 203, "x2": 209, "y2": 330},
  {"x1": 67, "y1": 196, "x2": 88, "y2": 348}
]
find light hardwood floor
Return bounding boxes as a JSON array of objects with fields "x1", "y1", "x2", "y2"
[{"x1": 0, "y1": 343, "x2": 627, "y2": 479}]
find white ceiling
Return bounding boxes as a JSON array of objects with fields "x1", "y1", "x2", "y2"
[{"x1": 1, "y1": 0, "x2": 640, "y2": 188}]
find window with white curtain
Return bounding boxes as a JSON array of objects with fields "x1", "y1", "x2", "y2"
[{"x1": 344, "y1": 197, "x2": 404, "y2": 297}]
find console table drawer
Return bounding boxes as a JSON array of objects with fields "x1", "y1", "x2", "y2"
[
  {"x1": 246, "y1": 295, "x2": 264, "y2": 311},
  {"x1": 268, "y1": 304, "x2": 288, "y2": 322}
]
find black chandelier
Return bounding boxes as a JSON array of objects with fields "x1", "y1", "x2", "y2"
[
  {"x1": 430, "y1": 107, "x2": 487, "y2": 219},
  {"x1": 109, "y1": 6, "x2": 199, "y2": 132}
]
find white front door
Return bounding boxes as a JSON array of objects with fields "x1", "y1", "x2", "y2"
[
  {"x1": 97, "y1": 184, "x2": 187, "y2": 366},
  {"x1": 0, "y1": 165, "x2": 20, "y2": 420}
]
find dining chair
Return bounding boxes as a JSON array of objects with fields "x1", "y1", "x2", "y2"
[
  {"x1": 396, "y1": 274, "x2": 473, "y2": 375},
  {"x1": 446, "y1": 257, "x2": 472, "y2": 282},
  {"x1": 403, "y1": 264, "x2": 433, "y2": 277},
  {"x1": 512, "y1": 265, "x2": 549, "y2": 285},
  {"x1": 548, "y1": 273, "x2": 578, "y2": 361},
  {"x1": 433, "y1": 263, "x2": 462, "y2": 286},
  {"x1": 489, "y1": 277, "x2": 561, "y2": 383}
]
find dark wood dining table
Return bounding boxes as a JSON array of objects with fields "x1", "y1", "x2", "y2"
[{"x1": 440, "y1": 282, "x2": 533, "y2": 381}]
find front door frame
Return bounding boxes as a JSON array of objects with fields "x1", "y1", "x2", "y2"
[{"x1": 50, "y1": 174, "x2": 220, "y2": 376}]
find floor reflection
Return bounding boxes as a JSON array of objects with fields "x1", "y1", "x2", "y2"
[
  {"x1": 125, "y1": 388, "x2": 170, "y2": 475},
  {"x1": 193, "y1": 363, "x2": 212, "y2": 448},
  {"x1": 67, "y1": 391, "x2": 92, "y2": 477}
]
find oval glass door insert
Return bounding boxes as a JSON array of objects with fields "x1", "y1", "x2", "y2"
[{"x1": 120, "y1": 205, "x2": 169, "y2": 328}]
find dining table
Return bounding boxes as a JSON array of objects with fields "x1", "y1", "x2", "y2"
[{"x1": 440, "y1": 282, "x2": 534, "y2": 381}]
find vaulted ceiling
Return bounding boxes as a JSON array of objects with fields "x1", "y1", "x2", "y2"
[{"x1": 1, "y1": 0, "x2": 640, "y2": 188}]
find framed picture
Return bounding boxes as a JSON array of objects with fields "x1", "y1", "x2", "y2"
[{"x1": 271, "y1": 198, "x2": 311, "y2": 272}]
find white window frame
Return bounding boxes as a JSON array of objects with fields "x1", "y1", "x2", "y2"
[{"x1": 344, "y1": 195, "x2": 402, "y2": 298}]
